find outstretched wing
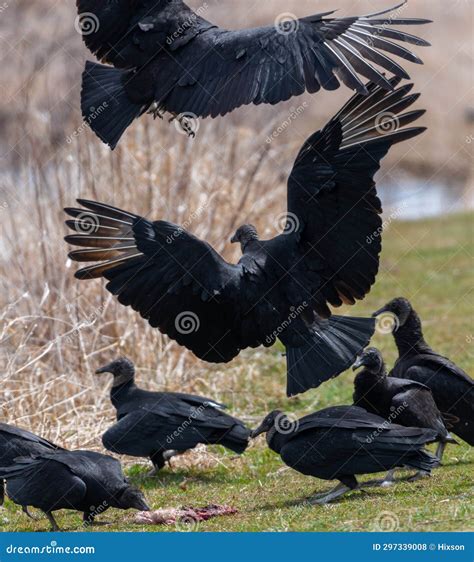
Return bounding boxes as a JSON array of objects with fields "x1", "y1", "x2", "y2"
[
  {"x1": 141, "y1": 3, "x2": 431, "y2": 117},
  {"x1": 286, "y1": 77, "x2": 425, "y2": 313},
  {"x1": 65, "y1": 200, "x2": 244, "y2": 363}
]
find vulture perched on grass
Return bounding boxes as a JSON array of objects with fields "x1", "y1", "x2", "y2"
[
  {"x1": 0, "y1": 423, "x2": 64, "y2": 517},
  {"x1": 373, "y1": 298, "x2": 474, "y2": 449},
  {"x1": 352, "y1": 347, "x2": 456, "y2": 471},
  {"x1": 251, "y1": 405, "x2": 438, "y2": 504},
  {"x1": 0, "y1": 450, "x2": 149, "y2": 531},
  {"x1": 96, "y1": 357, "x2": 250, "y2": 473},
  {"x1": 76, "y1": 0, "x2": 431, "y2": 148},
  {"x1": 65, "y1": 79, "x2": 426, "y2": 397}
]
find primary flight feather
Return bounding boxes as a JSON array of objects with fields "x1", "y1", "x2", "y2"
[{"x1": 76, "y1": 0, "x2": 431, "y2": 148}]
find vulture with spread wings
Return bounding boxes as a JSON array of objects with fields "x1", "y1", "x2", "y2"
[
  {"x1": 65, "y1": 79, "x2": 426, "y2": 396},
  {"x1": 76, "y1": 0, "x2": 431, "y2": 148}
]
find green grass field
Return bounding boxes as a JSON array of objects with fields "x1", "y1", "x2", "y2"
[{"x1": 1, "y1": 212, "x2": 472, "y2": 533}]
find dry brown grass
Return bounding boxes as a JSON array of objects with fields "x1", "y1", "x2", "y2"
[{"x1": 0, "y1": 0, "x2": 472, "y2": 454}]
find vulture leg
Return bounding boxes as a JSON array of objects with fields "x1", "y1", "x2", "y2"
[
  {"x1": 407, "y1": 470, "x2": 431, "y2": 482},
  {"x1": 436, "y1": 441, "x2": 447, "y2": 461},
  {"x1": 147, "y1": 102, "x2": 165, "y2": 120},
  {"x1": 308, "y1": 482, "x2": 354, "y2": 505},
  {"x1": 148, "y1": 451, "x2": 166, "y2": 476},
  {"x1": 44, "y1": 511, "x2": 60, "y2": 532},
  {"x1": 22, "y1": 506, "x2": 38, "y2": 520}
]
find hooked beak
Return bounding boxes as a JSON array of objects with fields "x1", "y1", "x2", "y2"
[
  {"x1": 95, "y1": 363, "x2": 113, "y2": 375},
  {"x1": 230, "y1": 234, "x2": 238, "y2": 244},
  {"x1": 372, "y1": 305, "x2": 389, "y2": 318},
  {"x1": 250, "y1": 422, "x2": 267, "y2": 439},
  {"x1": 352, "y1": 356, "x2": 365, "y2": 371},
  {"x1": 137, "y1": 499, "x2": 151, "y2": 512}
]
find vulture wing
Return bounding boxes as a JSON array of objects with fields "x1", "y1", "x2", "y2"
[
  {"x1": 286, "y1": 77, "x2": 425, "y2": 312},
  {"x1": 65, "y1": 200, "x2": 244, "y2": 363}
]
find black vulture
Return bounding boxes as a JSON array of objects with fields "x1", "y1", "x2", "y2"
[
  {"x1": 251, "y1": 405, "x2": 438, "y2": 504},
  {"x1": 373, "y1": 298, "x2": 474, "y2": 450},
  {"x1": 352, "y1": 347, "x2": 456, "y2": 473},
  {"x1": 95, "y1": 357, "x2": 250, "y2": 473},
  {"x1": 0, "y1": 423, "x2": 64, "y2": 517},
  {"x1": 0, "y1": 450, "x2": 149, "y2": 531},
  {"x1": 65, "y1": 79, "x2": 426, "y2": 397},
  {"x1": 76, "y1": 0, "x2": 431, "y2": 148}
]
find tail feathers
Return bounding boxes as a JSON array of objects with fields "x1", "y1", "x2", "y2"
[
  {"x1": 405, "y1": 449, "x2": 439, "y2": 473},
  {"x1": 219, "y1": 424, "x2": 251, "y2": 454},
  {"x1": 81, "y1": 61, "x2": 146, "y2": 149},
  {"x1": 286, "y1": 315, "x2": 375, "y2": 397}
]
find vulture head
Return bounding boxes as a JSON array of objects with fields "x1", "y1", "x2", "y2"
[
  {"x1": 372, "y1": 297, "x2": 413, "y2": 329},
  {"x1": 96, "y1": 357, "x2": 136, "y2": 387},
  {"x1": 230, "y1": 224, "x2": 259, "y2": 251},
  {"x1": 352, "y1": 347, "x2": 385, "y2": 377}
]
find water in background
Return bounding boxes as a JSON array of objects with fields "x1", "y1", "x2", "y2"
[{"x1": 378, "y1": 177, "x2": 472, "y2": 221}]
